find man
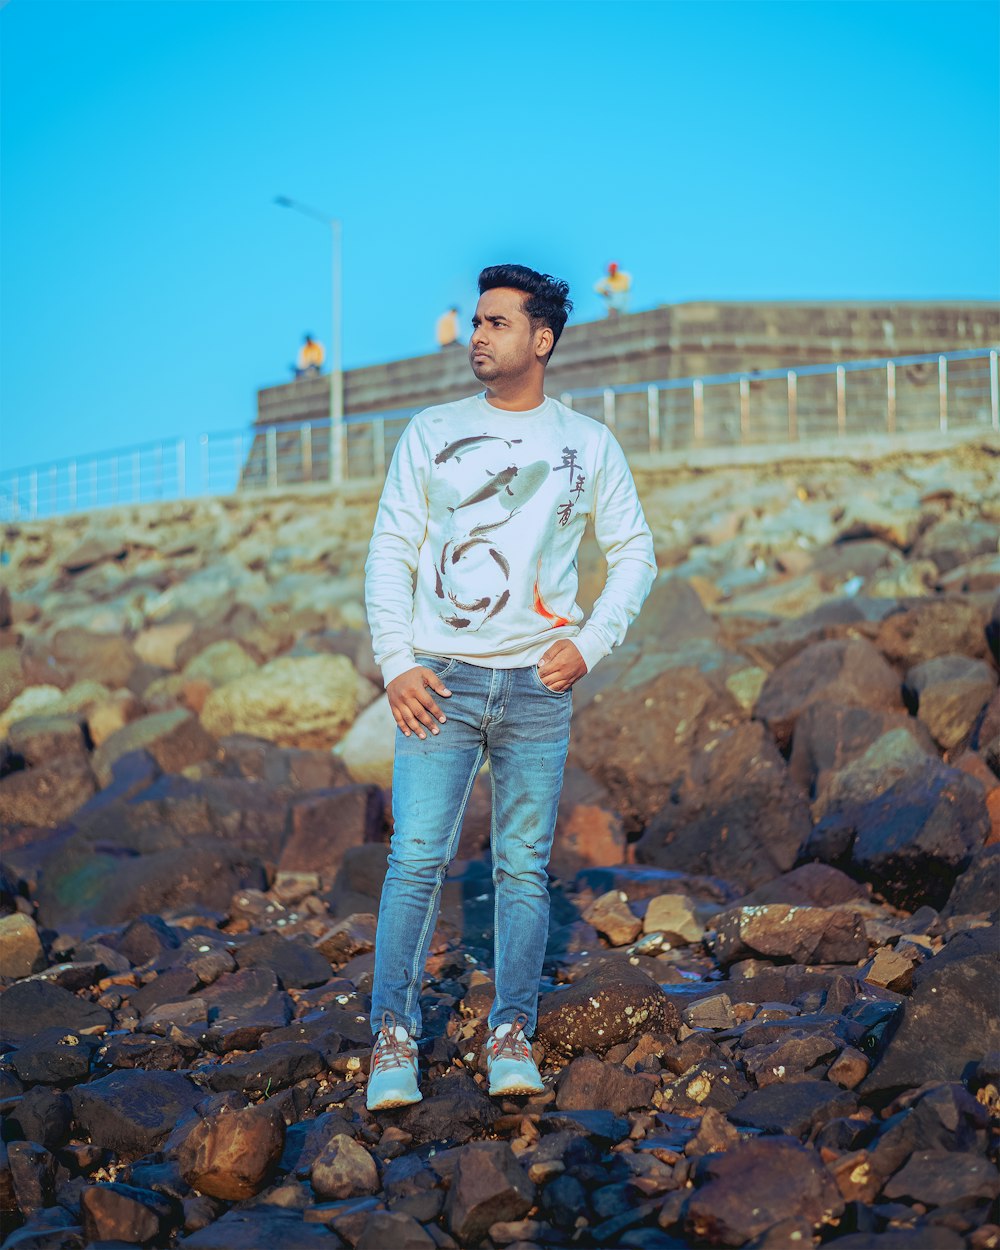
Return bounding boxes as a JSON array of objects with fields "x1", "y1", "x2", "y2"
[
  {"x1": 594, "y1": 261, "x2": 632, "y2": 316},
  {"x1": 435, "y1": 305, "x2": 461, "y2": 349},
  {"x1": 295, "y1": 333, "x2": 325, "y2": 377},
  {"x1": 364, "y1": 263, "x2": 655, "y2": 1111}
]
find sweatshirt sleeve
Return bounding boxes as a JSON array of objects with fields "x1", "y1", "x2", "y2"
[
  {"x1": 364, "y1": 417, "x2": 430, "y2": 686},
  {"x1": 572, "y1": 427, "x2": 657, "y2": 672}
]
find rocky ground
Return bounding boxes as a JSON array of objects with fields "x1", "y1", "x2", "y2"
[{"x1": 0, "y1": 433, "x2": 998, "y2": 1250}]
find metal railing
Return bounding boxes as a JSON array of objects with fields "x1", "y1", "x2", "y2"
[{"x1": 2, "y1": 347, "x2": 997, "y2": 521}]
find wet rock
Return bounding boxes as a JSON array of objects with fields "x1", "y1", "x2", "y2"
[
  {"x1": 280, "y1": 784, "x2": 385, "y2": 882},
  {"x1": 903, "y1": 654, "x2": 997, "y2": 750},
  {"x1": 861, "y1": 926, "x2": 1000, "y2": 1103},
  {"x1": 176, "y1": 1101, "x2": 285, "y2": 1201},
  {"x1": 181, "y1": 1206, "x2": 333, "y2": 1247},
  {"x1": 0, "y1": 755, "x2": 96, "y2": 827},
  {"x1": 884, "y1": 1148, "x2": 1000, "y2": 1207},
  {"x1": 711, "y1": 903, "x2": 869, "y2": 967},
  {"x1": 0, "y1": 912, "x2": 47, "y2": 978},
  {"x1": 685, "y1": 1136, "x2": 843, "y2": 1246},
  {"x1": 309, "y1": 1133, "x2": 379, "y2": 1200},
  {"x1": 234, "y1": 931, "x2": 331, "y2": 989},
  {"x1": 0, "y1": 980, "x2": 112, "y2": 1049},
  {"x1": 536, "y1": 964, "x2": 678, "y2": 1058},
  {"x1": 444, "y1": 1140, "x2": 535, "y2": 1246},
  {"x1": 79, "y1": 1181, "x2": 176, "y2": 1244},
  {"x1": 200, "y1": 654, "x2": 359, "y2": 748},
  {"x1": 90, "y1": 708, "x2": 217, "y2": 788},
  {"x1": 755, "y1": 638, "x2": 904, "y2": 753},
  {"x1": 806, "y1": 760, "x2": 990, "y2": 910},
  {"x1": 637, "y1": 722, "x2": 811, "y2": 890},
  {"x1": 876, "y1": 597, "x2": 992, "y2": 666},
  {"x1": 398, "y1": 1071, "x2": 500, "y2": 1145},
  {"x1": 555, "y1": 1056, "x2": 658, "y2": 1114},
  {"x1": 582, "y1": 890, "x2": 641, "y2": 946},
  {"x1": 729, "y1": 1080, "x2": 857, "y2": 1137},
  {"x1": 71, "y1": 1070, "x2": 201, "y2": 1160}
]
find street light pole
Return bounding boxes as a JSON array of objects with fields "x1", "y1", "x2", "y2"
[{"x1": 274, "y1": 195, "x2": 344, "y2": 485}]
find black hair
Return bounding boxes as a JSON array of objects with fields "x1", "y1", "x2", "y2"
[{"x1": 477, "y1": 264, "x2": 573, "y2": 360}]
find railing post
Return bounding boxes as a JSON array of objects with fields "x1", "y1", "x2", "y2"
[
  {"x1": 177, "y1": 440, "x2": 186, "y2": 497},
  {"x1": 49, "y1": 466, "x2": 57, "y2": 515},
  {"x1": 836, "y1": 365, "x2": 846, "y2": 436},
  {"x1": 787, "y1": 370, "x2": 798, "y2": 440},
  {"x1": 154, "y1": 444, "x2": 163, "y2": 497},
  {"x1": 693, "y1": 379, "x2": 704, "y2": 444},
  {"x1": 990, "y1": 350, "x2": 999, "y2": 432},
  {"x1": 739, "y1": 377, "x2": 750, "y2": 442},
  {"x1": 111, "y1": 456, "x2": 119, "y2": 505},
  {"x1": 603, "y1": 388, "x2": 616, "y2": 432},
  {"x1": 300, "y1": 424, "x2": 313, "y2": 482},
  {"x1": 938, "y1": 355, "x2": 948, "y2": 432},
  {"x1": 11, "y1": 474, "x2": 18, "y2": 520},
  {"x1": 69, "y1": 462, "x2": 77, "y2": 511},
  {"x1": 886, "y1": 360, "x2": 896, "y2": 434},
  {"x1": 29, "y1": 470, "x2": 38, "y2": 519},
  {"x1": 646, "y1": 385, "x2": 660, "y2": 454},
  {"x1": 372, "y1": 419, "x2": 386, "y2": 476},
  {"x1": 266, "y1": 427, "x2": 278, "y2": 489}
]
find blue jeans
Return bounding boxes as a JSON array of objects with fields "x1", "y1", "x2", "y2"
[{"x1": 371, "y1": 657, "x2": 572, "y2": 1039}]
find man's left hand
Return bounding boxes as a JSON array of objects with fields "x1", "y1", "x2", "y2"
[{"x1": 537, "y1": 640, "x2": 587, "y2": 692}]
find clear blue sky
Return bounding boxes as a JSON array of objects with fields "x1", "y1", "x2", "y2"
[{"x1": 2, "y1": 0, "x2": 998, "y2": 475}]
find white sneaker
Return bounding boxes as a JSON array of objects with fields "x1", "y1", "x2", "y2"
[
  {"x1": 484, "y1": 1013, "x2": 544, "y2": 1097},
  {"x1": 366, "y1": 1012, "x2": 422, "y2": 1111}
]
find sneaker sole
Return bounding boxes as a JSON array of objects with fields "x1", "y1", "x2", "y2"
[
  {"x1": 367, "y1": 1090, "x2": 423, "y2": 1111},
  {"x1": 488, "y1": 1081, "x2": 544, "y2": 1097}
]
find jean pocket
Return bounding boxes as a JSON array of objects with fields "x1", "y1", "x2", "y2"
[
  {"x1": 414, "y1": 653, "x2": 457, "y2": 679},
  {"x1": 529, "y1": 663, "x2": 573, "y2": 697}
]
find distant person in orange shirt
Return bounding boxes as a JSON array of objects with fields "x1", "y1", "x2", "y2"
[
  {"x1": 435, "y1": 306, "x2": 461, "y2": 349},
  {"x1": 295, "y1": 333, "x2": 325, "y2": 377},
  {"x1": 595, "y1": 262, "x2": 632, "y2": 317}
]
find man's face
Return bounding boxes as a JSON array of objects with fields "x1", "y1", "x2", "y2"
[{"x1": 469, "y1": 287, "x2": 547, "y2": 384}]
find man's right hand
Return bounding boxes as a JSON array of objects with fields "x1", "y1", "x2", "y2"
[{"x1": 386, "y1": 666, "x2": 452, "y2": 739}]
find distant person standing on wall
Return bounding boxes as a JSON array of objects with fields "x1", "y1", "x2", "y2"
[
  {"x1": 595, "y1": 262, "x2": 632, "y2": 317},
  {"x1": 435, "y1": 306, "x2": 461, "y2": 349},
  {"x1": 295, "y1": 333, "x2": 325, "y2": 377}
]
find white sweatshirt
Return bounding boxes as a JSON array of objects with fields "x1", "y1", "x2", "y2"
[{"x1": 365, "y1": 392, "x2": 656, "y2": 686}]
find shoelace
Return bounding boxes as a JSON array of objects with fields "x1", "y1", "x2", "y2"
[
  {"x1": 490, "y1": 1012, "x2": 532, "y2": 1063},
  {"x1": 372, "y1": 1011, "x2": 414, "y2": 1073}
]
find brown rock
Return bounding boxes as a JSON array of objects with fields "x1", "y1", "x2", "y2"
[
  {"x1": 6, "y1": 714, "x2": 87, "y2": 766},
  {"x1": 549, "y1": 767, "x2": 627, "y2": 878},
  {"x1": 876, "y1": 598, "x2": 991, "y2": 668},
  {"x1": 582, "y1": 889, "x2": 641, "y2": 946},
  {"x1": 712, "y1": 904, "x2": 869, "y2": 967},
  {"x1": 755, "y1": 638, "x2": 904, "y2": 753},
  {"x1": 444, "y1": 1140, "x2": 535, "y2": 1246},
  {"x1": 555, "y1": 1055, "x2": 658, "y2": 1114},
  {"x1": 827, "y1": 1046, "x2": 870, "y2": 1090},
  {"x1": 134, "y1": 621, "x2": 196, "y2": 670},
  {"x1": 6, "y1": 1141, "x2": 56, "y2": 1216},
  {"x1": 177, "y1": 1102, "x2": 285, "y2": 1200},
  {"x1": 828, "y1": 1149, "x2": 881, "y2": 1203},
  {"x1": 80, "y1": 1181, "x2": 175, "y2": 1244},
  {"x1": 310, "y1": 1133, "x2": 379, "y2": 1201},
  {"x1": 90, "y1": 708, "x2": 217, "y2": 787},
  {"x1": 314, "y1": 913, "x2": 377, "y2": 966},
  {"x1": 280, "y1": 785, "x2": 385, "y2": 882},
  {"x1": 863, "y1": 944, "x2": 923, "y2": 993},
  {"x1": 643, "y1": 893, "x2": 704, "y2": 944},
  {"x1": 0, "y1": 648, "x2": 26, "y2": 715},
  {"x1": 60, "y1": 534, "x2": 127, "y2": 573},
  {"x1": 536, "y1": 963, "x2": 678, "y2": 1058},
  {"x1": 0, "y1": 913, "x2": 47, "y2": 979},
  {"x1": 0, "y1": 754, "x2": 96, "y2": 826},
  {"x1": 685, "y1": 1136, "x2": 844, "y2": 1246},
  {"x1": 51, "y1": 628, "x2": 139, "y2": 688},
  {"x1": 86, "y1": 689, "x2": 144, "y2": 747},
  {"x1": 903, "y1": 654, "x2": 997, "y2": 751}
]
